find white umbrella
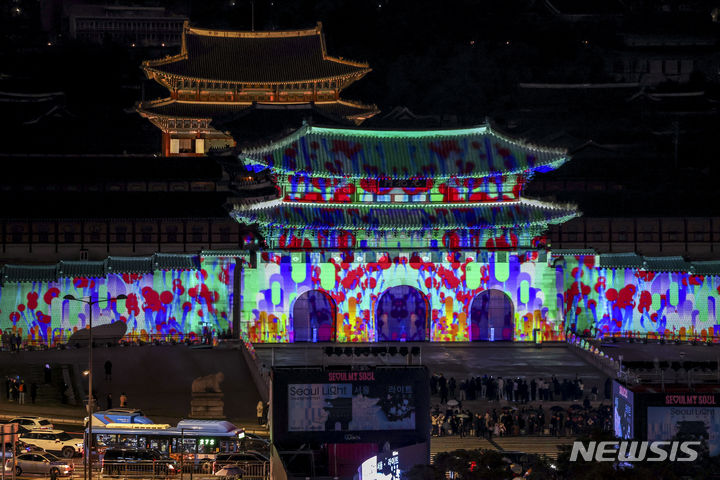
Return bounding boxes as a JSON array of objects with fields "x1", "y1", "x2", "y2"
[
  {"x1": 447, "y1": 399, "x2": 459, "y2": 406},
  {"x1": 214, "y1": 466, "x2": 244, "y2": 478}
]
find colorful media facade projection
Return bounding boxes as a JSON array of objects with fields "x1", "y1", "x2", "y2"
[
  {"x1": 238, "y1": 252, "x2": 720, "y2": 343},
  {"x1": 0, "y1": 257, "x2": 235, "y2": 346},
  {"x1": 230, "y1": 125, "x2": 720, "y2": 344},
  {"x1": 2, "y1": 125, "x2": 719, "y2": 345},
  {"x1": 2, "y1": 251, "x2": 719, "y2": 345}
]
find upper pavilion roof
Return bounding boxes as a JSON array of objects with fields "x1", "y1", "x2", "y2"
[
  {"x1": 143, "y1": 22, "x2": 371, "y2": 84},
  {"x1": 231, "y1": 198, "x2": 578, "y2": 231},
  {"x1": 240, "y1": 124, "x2": 569, "y2": 179}
]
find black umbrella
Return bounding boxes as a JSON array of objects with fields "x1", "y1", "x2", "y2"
[
  {"x1": 569, "y1": 404, "x2": 583, "y2": 410},
  {"x1": 550, "y1": 406, "x2": 564, "y2": 412}
]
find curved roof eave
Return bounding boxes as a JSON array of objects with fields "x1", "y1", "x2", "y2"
[
  {"x1": 237, "y1": 124, "x2": 569, "y2": 179},
  {"x1": 230, "y1": 198, "x2": 580, "y2": 231},
  {"x1": 230, "y1": 213, "x2": 580, "y2": 231},
  {"x1": 238, "y1": 159, "x2": 570, "y2": 180},
  {"x1": 143, "y1": 66, "x2": 372, "y2": 87}
]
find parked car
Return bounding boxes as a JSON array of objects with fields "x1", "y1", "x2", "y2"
[
  {"x1": 5, "y1": 452, "x2": 74, "y2": 477},
  {"x1": 212, "y1": 451, "x2": 269, "y2": 474},
  {"x1": 238, "y1": 433, "x2": 269, "y2": 454},
  {"x1": 20, "y1": 430, "x2": 83, "y2": 458},
  {"x1": 16, "y1": 440, "x2": 43, "y2": 454},
  {"x1": 0, "y1": 443, "x2": 12, "y2": 460},
  {"x1": 0, "y1": 441, "x2": 36, "y2": 458},
  {"x1": 8, "y1": 416, "x2": 53, "y2": 430},
  {"x1": 102, "y1": 448, "x2": 178, "y2": 476}
]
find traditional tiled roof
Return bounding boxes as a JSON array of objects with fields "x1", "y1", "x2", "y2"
[
  {"x1": 144, "y1": 23, "x2": 370, "y2": 84},
  {"x1": 598, "y1": 252, "x2": 644, "y2": 269},
  {"x1": 3, "y1": 265, "x2": 57, "y2": 283},
  {"x1": 0, "y1": 254, "x2": 204, "y2": 284},
  {"x1": 313, "y1": 100, "x2": 379, "y2": 121},
  {"x1": 201, "y1": 250, "x2": 249, "y2": 257},
  {"x1": 136, "y1": 99, "x2": 254, "y2": 119},
  {"x1": 642, "y1": 256, "x2": 691, "y2": 273},
  {"x1": 136, "y1": 99, "x2": 377, "y2": 122},
  {"x1": 550, "y1": 249, "x2": 597, "y2": 256},
  {"x1": 1, "y1": 192, "x2": 230, "y2": 218},
  {"x1": 231, "y1": 199, "x2": 578, "y2": 231},
  {"x1": 690, "y1": 261, "x2": 720, "y2": 276},
  {"x1": 106, "y1": 257, "x2": 155, "y2": 274},
  {"x1": 58, "y1": 261, "x2": 106, "y2": 278},
  {"x1": 154, "y1": 253, "x2": 200, "y2": 270},
  {"x1": 240, "y1": 124, "x2": 569, "y2": 179},
  {"x1": 599, "y1": 253, "x2": 692, "y2": 273}
]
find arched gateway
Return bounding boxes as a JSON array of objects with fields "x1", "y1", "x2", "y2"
[
  {"x1": 376, "y1": 286, "x2": 428, "y2": 341},
  {"x1": 292, "y1": 290, "x2": 336, "y2": 342},
  {"x1": 470, "y1": 289, "x2": 514, "y2": 341}
]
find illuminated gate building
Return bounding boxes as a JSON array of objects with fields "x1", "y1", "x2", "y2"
[
  {"x1": 231, "y1": 124, "x2": 581, "y2": 343},
  {"x1": 1, "y1": 25, "x2": 720, "y2": 347}
]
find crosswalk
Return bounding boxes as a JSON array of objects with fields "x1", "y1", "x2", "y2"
[{"x1": 430, "y1": 435, "x2": 575, "y2": 462}]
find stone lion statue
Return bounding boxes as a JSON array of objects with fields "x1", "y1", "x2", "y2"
[{"x1": 192, "y1": 372, "x2": 224, "y2": 393}]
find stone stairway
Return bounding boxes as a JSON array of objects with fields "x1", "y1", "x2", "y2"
[
  {"x1": 430, "y1": 436, "x2": 496, "y2": 463},
  {"x1": 1, "y1": 363, "x2": 64, "y2": 404},
  {"x1": 491, "y1": 435, "x2": 576, "y2": 459},
  {"x1": 430, "y1": 435, "x2": 576, "y2": 462}
]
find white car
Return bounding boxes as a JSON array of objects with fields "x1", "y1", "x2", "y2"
[
  {"x1": 19, "y1": 430, "x2": 83, "y2": 458},
  {"x1": 9, "y1": 416, "x2": 53, "y2": 431},
  {"x1": 5, "y1": 452, "x2": 74, "y2": 477}
]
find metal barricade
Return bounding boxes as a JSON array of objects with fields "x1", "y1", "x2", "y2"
[
  {"x1": 237, "y1": 462, "x2": 269, "y2": 480},
  {"x1": 211, "y1": 461, "x2": 269, "y2": 480},
  {"x1": 100, "y1": 461, "x2": 178, "y2": 478}
]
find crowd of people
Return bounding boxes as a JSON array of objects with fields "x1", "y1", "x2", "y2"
[
  {"x1": 4, "y1": 376, "x2": 37, "y2": 405},
  {"x1": 431, "y1": 402, "x2": 612, "y2": 438},
  {"x1": 1, "y1": 331, "x2": 24, "y2": 351},
  {"x1": 1, "y1": 328, "x2": 236, "y2": 351},
  {"x1": 429, "y1": 373, "x2": 614, "y2": 438},
  {"x1": 431, "y1": 373, "x2": 610, "y2": 404}
]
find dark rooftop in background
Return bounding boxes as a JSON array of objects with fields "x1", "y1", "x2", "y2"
[
  {"x1": 0, "y1": 191, "x2": 231, "y2": 218},
  {"x1": 0, "y1": 155, "x2": 224, "y2": 183}
]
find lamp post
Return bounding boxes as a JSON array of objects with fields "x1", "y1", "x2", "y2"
[{"x1": 64, "y1": 294, "x2": 126, "y2": 480}]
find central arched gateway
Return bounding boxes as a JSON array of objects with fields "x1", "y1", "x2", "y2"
[
  {"x1": 376, "y1": 285, "x2": 428, "y2": 341},
  {"x1": 292, "y1": 290, "x2": 336, "y2": 342},
  {"x1": 470, "y1": 289, "x2": 514, "y2": 341}
]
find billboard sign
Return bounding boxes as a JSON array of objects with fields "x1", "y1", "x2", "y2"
[
  {"x1": 613, "y1": 380, "x2": 634, "y2": 440},
  {"x1": 358, "y1": 442, "x2": 428, "y2": 480},
  {"x1": 647, "y1": 406, "x2": 720, "y2": 456},
  {"x1": 272, "y1": 366, "x2": 429, "y2": 447}
]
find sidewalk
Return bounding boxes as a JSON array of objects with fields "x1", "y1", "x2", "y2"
[
  {"x1": 0, "y1": 345, "x2": 263, "y2": 435},
  {"x1": 0, "y1": 398, "x2": 85, "y2": 425}
]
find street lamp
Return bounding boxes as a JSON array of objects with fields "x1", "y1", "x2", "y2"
[{"x1": 64, "y1": 294, "x2": 126, "y2": 480}]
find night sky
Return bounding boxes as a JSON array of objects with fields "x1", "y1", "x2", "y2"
[{"x1": 1, "y1": 0, "x2": 720, "y2": 215}]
